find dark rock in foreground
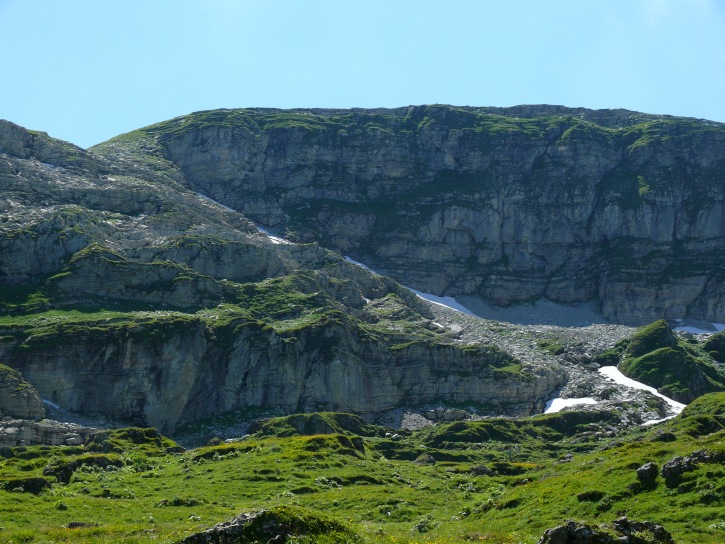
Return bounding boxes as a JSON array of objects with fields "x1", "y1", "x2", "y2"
[{"x1": 537, "y1": 517, "x2": 674, "y2": 544}]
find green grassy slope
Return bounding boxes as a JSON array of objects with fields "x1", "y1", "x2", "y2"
[{"x1": 1, "y1": 396, "x2": 724, "y2": 543}]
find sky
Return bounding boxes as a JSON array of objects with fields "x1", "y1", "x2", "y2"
[{"x1": 1, "y1": 0, "x2": 724, "y2": 149}]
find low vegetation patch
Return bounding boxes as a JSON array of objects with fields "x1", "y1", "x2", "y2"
[
  {"x1": 604, "y1": 320, "x2": 725, "y2": 402},
  {"x1": 0, "y1": 397, "x2": 720, "y2": 542}
]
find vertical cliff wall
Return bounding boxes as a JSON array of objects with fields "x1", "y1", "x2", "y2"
[{"x1": 112, "y1": 105, "x2": 725, "y2": 324}]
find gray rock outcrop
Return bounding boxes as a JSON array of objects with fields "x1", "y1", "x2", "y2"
[
  {"x1": 661, "y1": 450, "x2": 724, "y2": 487},
  {"x1": 0, "y1": 364, "x2": 45, "y2": 420},
  {"x1": 537, "y1": 517, "x2": 674, "y2": 544},
  {"x1": 181, "y1": 507, "x2": 356, "y2": 544},
  {"x1": 3, "y1": 317, "x2": 563, "y2": 432},
  {"x1": 0, "y1": 418, "x2": 95, "y2": 448}
]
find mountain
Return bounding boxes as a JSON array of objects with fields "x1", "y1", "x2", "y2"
[
  {"x1": 0, "y1": 117, "x2": 562, "y2": 432},
  {"x1": 2, "y1": 105, "x2": 725, "y2": 435},
  {"x1": 95, "y1": 104, "x2": 725, "y2": 325}
]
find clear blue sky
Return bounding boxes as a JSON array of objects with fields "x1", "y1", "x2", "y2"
[{"x1": 1, "y1": 0, "x2": 724, "y2": 148}]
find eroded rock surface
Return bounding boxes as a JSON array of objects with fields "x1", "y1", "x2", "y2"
[
  {"x1": 537, "y1": 517, "x2": 674, "y2": 544},
  {"x1": 0, "y1": 364, "x2": 45, "y2": 420},
  {"x1": 123, "y1": 106, "x2": 725, "y2": 325}
]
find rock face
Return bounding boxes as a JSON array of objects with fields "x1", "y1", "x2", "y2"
[
  {"x1": 0, "y1": 419, "x2": 95, "y2": 448},
  {"x1": 0, "y1": 364, "x2": 45, "y2": 420},
  {"x1": 0, "y1": 119, "x2": 564, "y2": 432},
  {"x1": 130, "y1": 106, "x2": 725, "y2": 325},
  {"x1": 3, "y1": 316, "x2": 562, "y2": 432},
  {"x1": 2, "y1": 106, "x2": 724, "y2": 435}
]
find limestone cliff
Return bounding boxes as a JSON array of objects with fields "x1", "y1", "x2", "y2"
[
  {"x1": 0, "y1": 118, "x2": 562, "y2": 432},
  {"x1": 110, "y1": 106, "x2": 725, "y2": 325},
  {"x1": 2, "y1": 315, "x2": 561, "y2": 432}
]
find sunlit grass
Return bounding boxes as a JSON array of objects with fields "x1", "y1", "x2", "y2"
[{"x1": 0, "y1": 399, "x2": 724, "y2": 542}]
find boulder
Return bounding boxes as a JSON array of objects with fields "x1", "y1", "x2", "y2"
[
  {"x1": 612, "y1": 517, "x2": 674, "y2": 544},
  {"x1": 0, "y1": 364, "x2": 45, "y2": 420},
  {"x1": 635, "y1": 462, "x2": 659, "y2": 488},
  {"x1": 537, "y1": 517, "x2": 674, "y2": 544},
  {"x1": 180, "y1": 506, "x2": 356, "y2": 544},
  {"x1": 536, "y1": 520, "x2": 613, "y2": 544}
]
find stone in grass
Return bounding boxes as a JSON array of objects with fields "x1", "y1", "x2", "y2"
[
  {"x1": 635, "y1": 462, "x2": 659, "y2": 488},
  {"x1": 414, "y1": 453, "x2": 436, "y2": 465},
  {"x1": 470, "y1": 464, "x2": 494, "y2": 476},
  {"x1": 612, "y1": 517, "x2": 674, "y2": 544},
  {"x1": 576, "y1": 490, "x2": 605, "y2": 502},
  {"x1": 660, "y1": 450, "x2": 723, "y2": 487},
  {"x1": 1, "y1": 477, "x2": 51, "y2": 494},
  {"x1": 536, "y1": 520, "x2": 609, "y2": 543},
  {"x1": 537, "y1": 517, "x2": 674, "y2": 544},
  {"x1": 180, "y1": 505, "x2": 357, "y2": 544},
  {"x1": 67, "y1": 521, "x2": 100, "y2": 529}
]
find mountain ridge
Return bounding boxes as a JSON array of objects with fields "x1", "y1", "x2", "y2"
[{"x1": 90, "y1": 104, "x2": 725, "y2": 325}]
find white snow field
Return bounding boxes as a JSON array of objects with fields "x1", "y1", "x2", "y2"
[{"x1": 544, "y1": 397, "x2": 598, "y2": 414}]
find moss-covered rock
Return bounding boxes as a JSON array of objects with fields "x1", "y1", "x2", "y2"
[
  {"x1": 180, "y1": 505, "x2": 359, "y2": 544},
  {"x1": 667, "y1": 392, "x2": 725, "y2": 437},
  {"x1": 249, "y1": 412, "x2": 383, "y2": 438},
  {"x1": 617, "y1": 321, "x2": 725, "y2": 402},
  {"x1": 0, "y1": 363, "x2": 45, "y2": 420},
  {"x1": 85, "y1": 427, "x2": 181, "y2": 455},
  {"x1": 417, "y1": 410, "x2": 617, "y2": 449},
  {"x1": 1, "y1": 476, "x2": 52, "y2": 495},
  {"x1": 703, "y1": 331, "x2": 725, "y2": 364}
]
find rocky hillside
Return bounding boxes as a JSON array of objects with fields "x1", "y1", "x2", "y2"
[
  {"x1": 95, "y1": 105, "x2": 725, "y2": 325},
  {"x1": 0, "y1": 119, "x2": 565, "y2": 432},
  {"x1": 1, "y1": 397, "x2": 724, "y2": 543},
  {"x1": 2, "y1": 105, "x2": 725, "y2": 435},
  {"x1": 3, "y1": 104, "x2": 725, "y2": 544}
]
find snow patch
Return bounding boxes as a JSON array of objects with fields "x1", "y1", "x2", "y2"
[
  {"x1": 598, "y1": 366, "x2": 686, "y2": 425},
  {"x1": 544, "y1": 397, "x2": 598, "y2": 414},
  {"x1": 456, "y1": 295, "x2": 607, "y2": 327},
  {"x1": 408, "y1": 288, "x2": 477, "y2": 316},
  {"x1": 641, "y1": 416, "x2": 677, "y2": 427},
  {"x1": 344, "y1": 256, "x2": 377, "y2": 273},
  {"x1": 256, "y1": 226, "x2": 292, "y2": 245},
  {"x1": 673, "y1": 322, "x2": 725, "y2": 334},
  {"x1": 344, "y1": 256, "x2": 476, "y2": 316}
]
